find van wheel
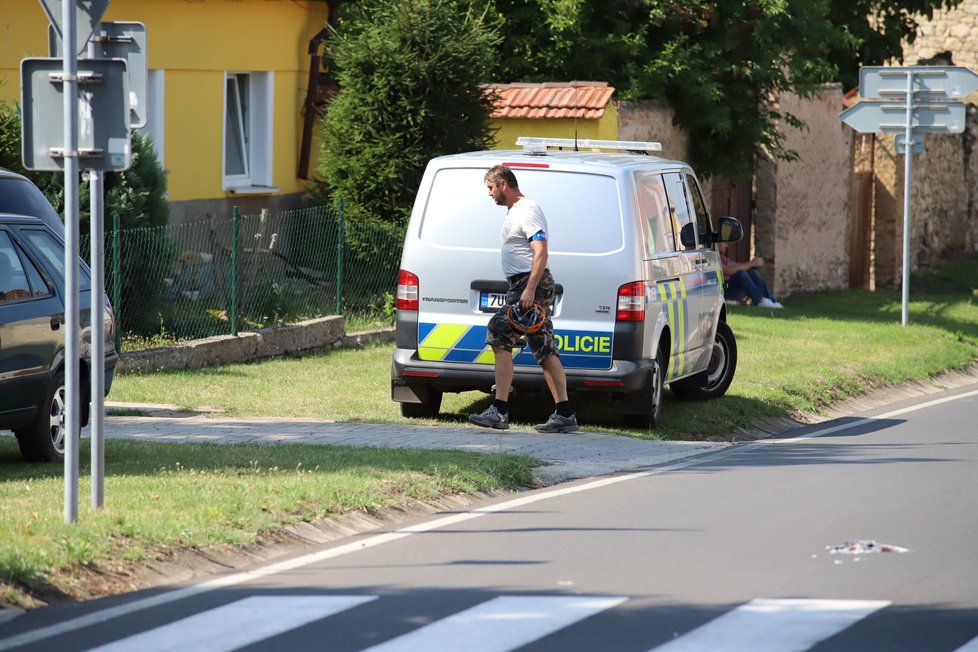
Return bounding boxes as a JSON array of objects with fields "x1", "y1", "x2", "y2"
[
  {"x1": 400, "y1": 389, "x2": 443, "y2": 419},
  {"x1": 622, "y1": 350, "x2": 664, "y2": 430},
  {"x1": 671, "y1": 321, "x2": 737, "y2": 401},
  {"x1": 14, "y1": 371, "x2": 67, "y2": 463}
]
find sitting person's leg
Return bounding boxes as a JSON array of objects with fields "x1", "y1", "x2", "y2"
[
  {"x1": 726, "y1": 270, "x2": 764, "y2": 305},
  {"x1": 746, "y1": 269, "x2": 781, "y2": 305}
]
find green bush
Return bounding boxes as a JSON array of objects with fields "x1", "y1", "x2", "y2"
[{"x1": 315, "y1": 0, "x2": 500, "y2": 231}]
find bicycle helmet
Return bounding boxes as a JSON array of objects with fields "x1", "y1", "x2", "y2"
[{"x1": 507, "y1": 302, "x2": 547, "y2": 334}]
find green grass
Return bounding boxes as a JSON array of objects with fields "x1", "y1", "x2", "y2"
[
  {"x1": 0, "y1": 438, "x2": 535, "y2": 607},
  {"x1": 112, "y1": 254, "x2": 978, "y2": 440}
]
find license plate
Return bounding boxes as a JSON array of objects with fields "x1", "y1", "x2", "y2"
[{"x1": 479, "y1": 291, "x2": 507, "y2": 312}]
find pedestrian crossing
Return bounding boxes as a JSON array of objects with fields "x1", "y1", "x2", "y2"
[{"x1": 59, "y1": 594, "x2": 978, "y2": 651}]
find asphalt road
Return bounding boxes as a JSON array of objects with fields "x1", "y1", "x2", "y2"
[{"x1": 2, "y1": 382, "x2": 978, "y2": 651}]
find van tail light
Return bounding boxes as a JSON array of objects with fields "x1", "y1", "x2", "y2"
[
  {"x1": 616, "y1": 281, "x2": 646, "y2": 322},
  {"x1": 397, "y1": 269, "x2": 419, "y2": 311}
]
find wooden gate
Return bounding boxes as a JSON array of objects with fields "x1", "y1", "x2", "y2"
[{"x1": 710, "y1": 177, "x2": 753, "y2": 262}]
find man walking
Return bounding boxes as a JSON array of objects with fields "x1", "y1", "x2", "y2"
[{"x1": 469, "y1": 165, "x2": 578, "y2": 433}]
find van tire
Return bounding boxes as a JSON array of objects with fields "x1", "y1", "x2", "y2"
[
  {"x1": 671, "y1": 321, "x2": 737, "y2": 401},
  {"x1": 622, "y1": 349, "x2": 665, "y2": 429},
  {"x1": 400, "y1": 389, "x2": 443, "y2": 419},
  {"x1": 14, "y1": 370, "x2": 67, "y2": 463}
]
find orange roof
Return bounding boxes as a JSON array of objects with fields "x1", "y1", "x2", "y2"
[{"x1": 486, "y1": 82, "x2": 615, "y2": 119}]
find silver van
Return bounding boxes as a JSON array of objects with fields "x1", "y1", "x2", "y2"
[{"x1": 391, "y1": 138, "x2": 742, "y2": 428}]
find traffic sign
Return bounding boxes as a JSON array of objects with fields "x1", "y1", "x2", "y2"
[
  {"x1": 839, "y1": 100, "x2": 966, "y2": 134},
  {"x1": 21, "y1": 57, "x2": 131, "y2": 171},
  {"x1": 860, "y1": 66, "x2": 978, "y2": 100},
  {"x1": 38, "y1": 0, "x2": 111, "y2": 56},
  {"x1": 50, "y1": 21, "x2": 148, "y2": 128}
]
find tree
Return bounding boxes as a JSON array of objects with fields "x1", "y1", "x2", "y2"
[
  {"x1": 488, "y1": 0, "x2": 960, "y2": 180},
  {"x1": 316, "y1": 0, "x2": 501, "y2": 230}
]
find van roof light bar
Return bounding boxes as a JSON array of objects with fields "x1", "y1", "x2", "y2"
[{"x1": 517, "y1": 136, "x2": 662, "y2": 154}]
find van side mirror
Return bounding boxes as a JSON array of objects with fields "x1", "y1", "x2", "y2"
[{"x1": 713, "y1": 217, "x2": 743, "y2": 243}]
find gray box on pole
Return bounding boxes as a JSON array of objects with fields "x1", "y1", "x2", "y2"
[{"x1": 21, "y1": 57, "x2": 131, "y2": 172}]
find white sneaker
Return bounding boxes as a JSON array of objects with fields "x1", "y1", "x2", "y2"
[{"x1": 756, "y1": 298, "x2": 783, "y2": 309}]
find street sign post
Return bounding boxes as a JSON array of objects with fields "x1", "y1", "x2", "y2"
[{"x1": 839, "y1": 65, "x2": 977, "y2": 327}]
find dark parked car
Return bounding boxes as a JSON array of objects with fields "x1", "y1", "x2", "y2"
[{"x1": 0, "y1": 169, "x2": 118, "y2": 463}]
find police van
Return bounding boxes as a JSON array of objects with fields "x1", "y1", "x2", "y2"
[{"x1": 391, "y1": 137, "x2": 743, "y2": 428}]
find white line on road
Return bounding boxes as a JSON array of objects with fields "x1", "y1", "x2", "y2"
[
  {"x1": 649, "y1": 599, "x2": 890, "y2": 652},
  {"x1": 362, "y1": 595, "x2": 626, "y2": 652},
  {"x1": 83, "y1": 595, "x2": 375, "y2": 652}
]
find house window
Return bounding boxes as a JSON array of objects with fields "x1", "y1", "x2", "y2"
[{"x1": 223, "y1": 72, "x2": 276, "y2": 193}]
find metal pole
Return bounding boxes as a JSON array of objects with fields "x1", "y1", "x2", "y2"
[
  {"x1": 901, "y1": 71, "x2": 914, "y2": 327},
  {"x1": 335, "y1": 199, "x2": 344, "y2": 315},
  {"x1": 231, "y1": 206, "x2": 239, "y2": 336},
  {"x1": 87, "y1": 41, "x2": 105, "y2": 510},
  {"x1": 89, "y1": 170, "x2": 105, "y2": 508},
  {"x1": 112, "y1": 213, "x2": 121, "y2": 352},
  {"x1": 63, "y1": 0, "x2": 80, "y2": 525}
]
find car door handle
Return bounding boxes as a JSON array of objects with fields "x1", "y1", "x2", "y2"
[{"x1": 50, "y1": 317, "x2": 62, "y2": 331}]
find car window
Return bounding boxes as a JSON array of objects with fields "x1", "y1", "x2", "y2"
[
  {"x1": 684, "y1": 173, "x2": 712, "y2": 249},
  {"x1": 661, "y1": 172, "x2": 695, "y2": 250},
  {"x1": 0, "y1": 177, "x2": 62, "y2": 227},
  {"x1": 635, "y1": 172, "x2": 675, "y2": 255},
  {"x1": 20, "y1": 227, "x2": 91, "y2": 292},
  {"x1": 0, "y1": 231, "x2": 53, "y2": 303},
  {"x1": 419, "y1": 167, "x2": 624, "y2": 254}
]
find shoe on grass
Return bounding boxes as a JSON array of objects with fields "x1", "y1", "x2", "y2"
[
  {"x1": 756, "y1": 297, "x2": 783, "y2": 309},
  {"x1": 469, "y1": 404, "x2": 509, "y2": 429},
  {"x1": 534, "y1": 412, "x2": 578, "y2": 433}
]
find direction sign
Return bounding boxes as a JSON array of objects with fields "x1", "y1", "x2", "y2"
[
  {"x1": 50, "y1": 21, "x2": 148, "y2": 128},
  {"x1": 38, "y1": 0, "x2": 111, "y2": 55},
  {"x1": 21, "y1": 57, "x2": 131, "y2": 171},
  {"x1": 860, "y1": 66, "x2": 978, "y2": 100},
  {"x1": 839, "y1": 99, "x2": 966, "y2": 134}
]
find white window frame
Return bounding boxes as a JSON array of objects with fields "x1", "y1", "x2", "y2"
[
  {"x1": 223, "y1": 71, "x2": 276, "y2": 193},
  {"x1": 136, "y1": 69, "x2": 165, "y2": 165}
]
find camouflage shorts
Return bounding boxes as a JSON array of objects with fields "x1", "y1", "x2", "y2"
[{"x1": 486, "y1": 269, "x2": 559, "y2": 364}]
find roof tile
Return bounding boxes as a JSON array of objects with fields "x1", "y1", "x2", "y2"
[{"x1": 485, "y1": 82, "x2": 615, "y2": 119}]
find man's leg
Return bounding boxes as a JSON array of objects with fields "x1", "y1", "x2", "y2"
[
  {"x1": 731, "y1": 270, "x2": 765, "y2": 305},
  {"x1": 493, "y1": 346, "x2": 514, "y2": 401},
  {"x1": 540, "y1": 354, "x2": 568, "y2": 403}
]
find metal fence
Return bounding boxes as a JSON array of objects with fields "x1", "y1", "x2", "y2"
[{"x1": 82, "y1": 204, "x2": 404, "y2": 351}]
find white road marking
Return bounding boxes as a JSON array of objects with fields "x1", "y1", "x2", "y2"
[
  {"x1": 4, "y1": 387, "x2": 977, "y2": 650},
  {"x1": 362, "y1": 595, "x2": 626, "y2": 652},
  {"x1": 649, "y1": 598, "x2": 890, "y2": 652},
  {"x1": 82, "y1": 595, "x2": 374, "y2": 652}
]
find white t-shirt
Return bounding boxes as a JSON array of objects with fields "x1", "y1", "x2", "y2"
[{"x1": 500, "y1": 197, "x2": 548, "y2": 277}]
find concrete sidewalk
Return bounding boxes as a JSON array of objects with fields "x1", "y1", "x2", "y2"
[{"x1": 96, "y1": 408, "x2": 730, "y2": 485}]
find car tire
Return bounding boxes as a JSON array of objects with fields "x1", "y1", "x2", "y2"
[
  {"x1": 400, "y1": 388, "x2": 443, "y2": 419},
  {"x1": 622, "y1": 348, "x2": 665, "y2": 429},
  {"x1": 14, "y1": 370, "x2": 67, "y2": 463},
  {"x1": 671, "y1": 320, "x2": 737, "y2": 401}
]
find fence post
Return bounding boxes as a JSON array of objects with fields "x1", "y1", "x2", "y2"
[
  {"x1": 231, "y1": 206, "x2": 239, "y2": 336},
  {"x1": 111, "y1": 214, "x2": 121, "y2": 352},
  {"x1": 335, "y1": 199, "x2": 344, "y2": 315}
]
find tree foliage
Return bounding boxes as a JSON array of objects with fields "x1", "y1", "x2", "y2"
[
  {"x1": 488, "y1": 0, "x2": 960, "y2": 180},
  {"x1": 316, "y1": 0, "x2": 501, "y2": 228}
]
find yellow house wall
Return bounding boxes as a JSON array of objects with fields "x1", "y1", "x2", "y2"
[
  {"x1": 0, "y1": 0, "x2": 328, "y2": 202},
  {"x1": 491, "y1": 104, "x2": 619, "y2": 149}
]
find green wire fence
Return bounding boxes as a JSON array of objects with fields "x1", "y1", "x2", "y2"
[{"x1": 83, "y1": 204, "x2": 403, "y2": 352}]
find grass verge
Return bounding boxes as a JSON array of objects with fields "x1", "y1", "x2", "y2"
[{"x1": 0, "y1": 439, "x2": 535, "y2": 609}]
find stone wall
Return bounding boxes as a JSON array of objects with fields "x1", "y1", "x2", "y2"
[
  {"x1": 902, "y1": 0, "x2": 978, "y2": 74},
  {"x1": 754, "y1": 85, "x2": 852, "y2": 297},
  {"x1": 118, "y1": 316, "x2": 396, "y2": 374}
]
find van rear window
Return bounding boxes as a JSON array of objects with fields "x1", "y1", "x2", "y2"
[{"x1": 419, "y1": 168, "x2": 623, "y2": 254}]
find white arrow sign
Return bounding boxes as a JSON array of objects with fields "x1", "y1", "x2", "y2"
[
  {"x1": 839, "y1": 100, "x2": 966, "y2": 134},
  {"x1": 860, "y1": 66, "x2": 978, "y2": 100}
]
